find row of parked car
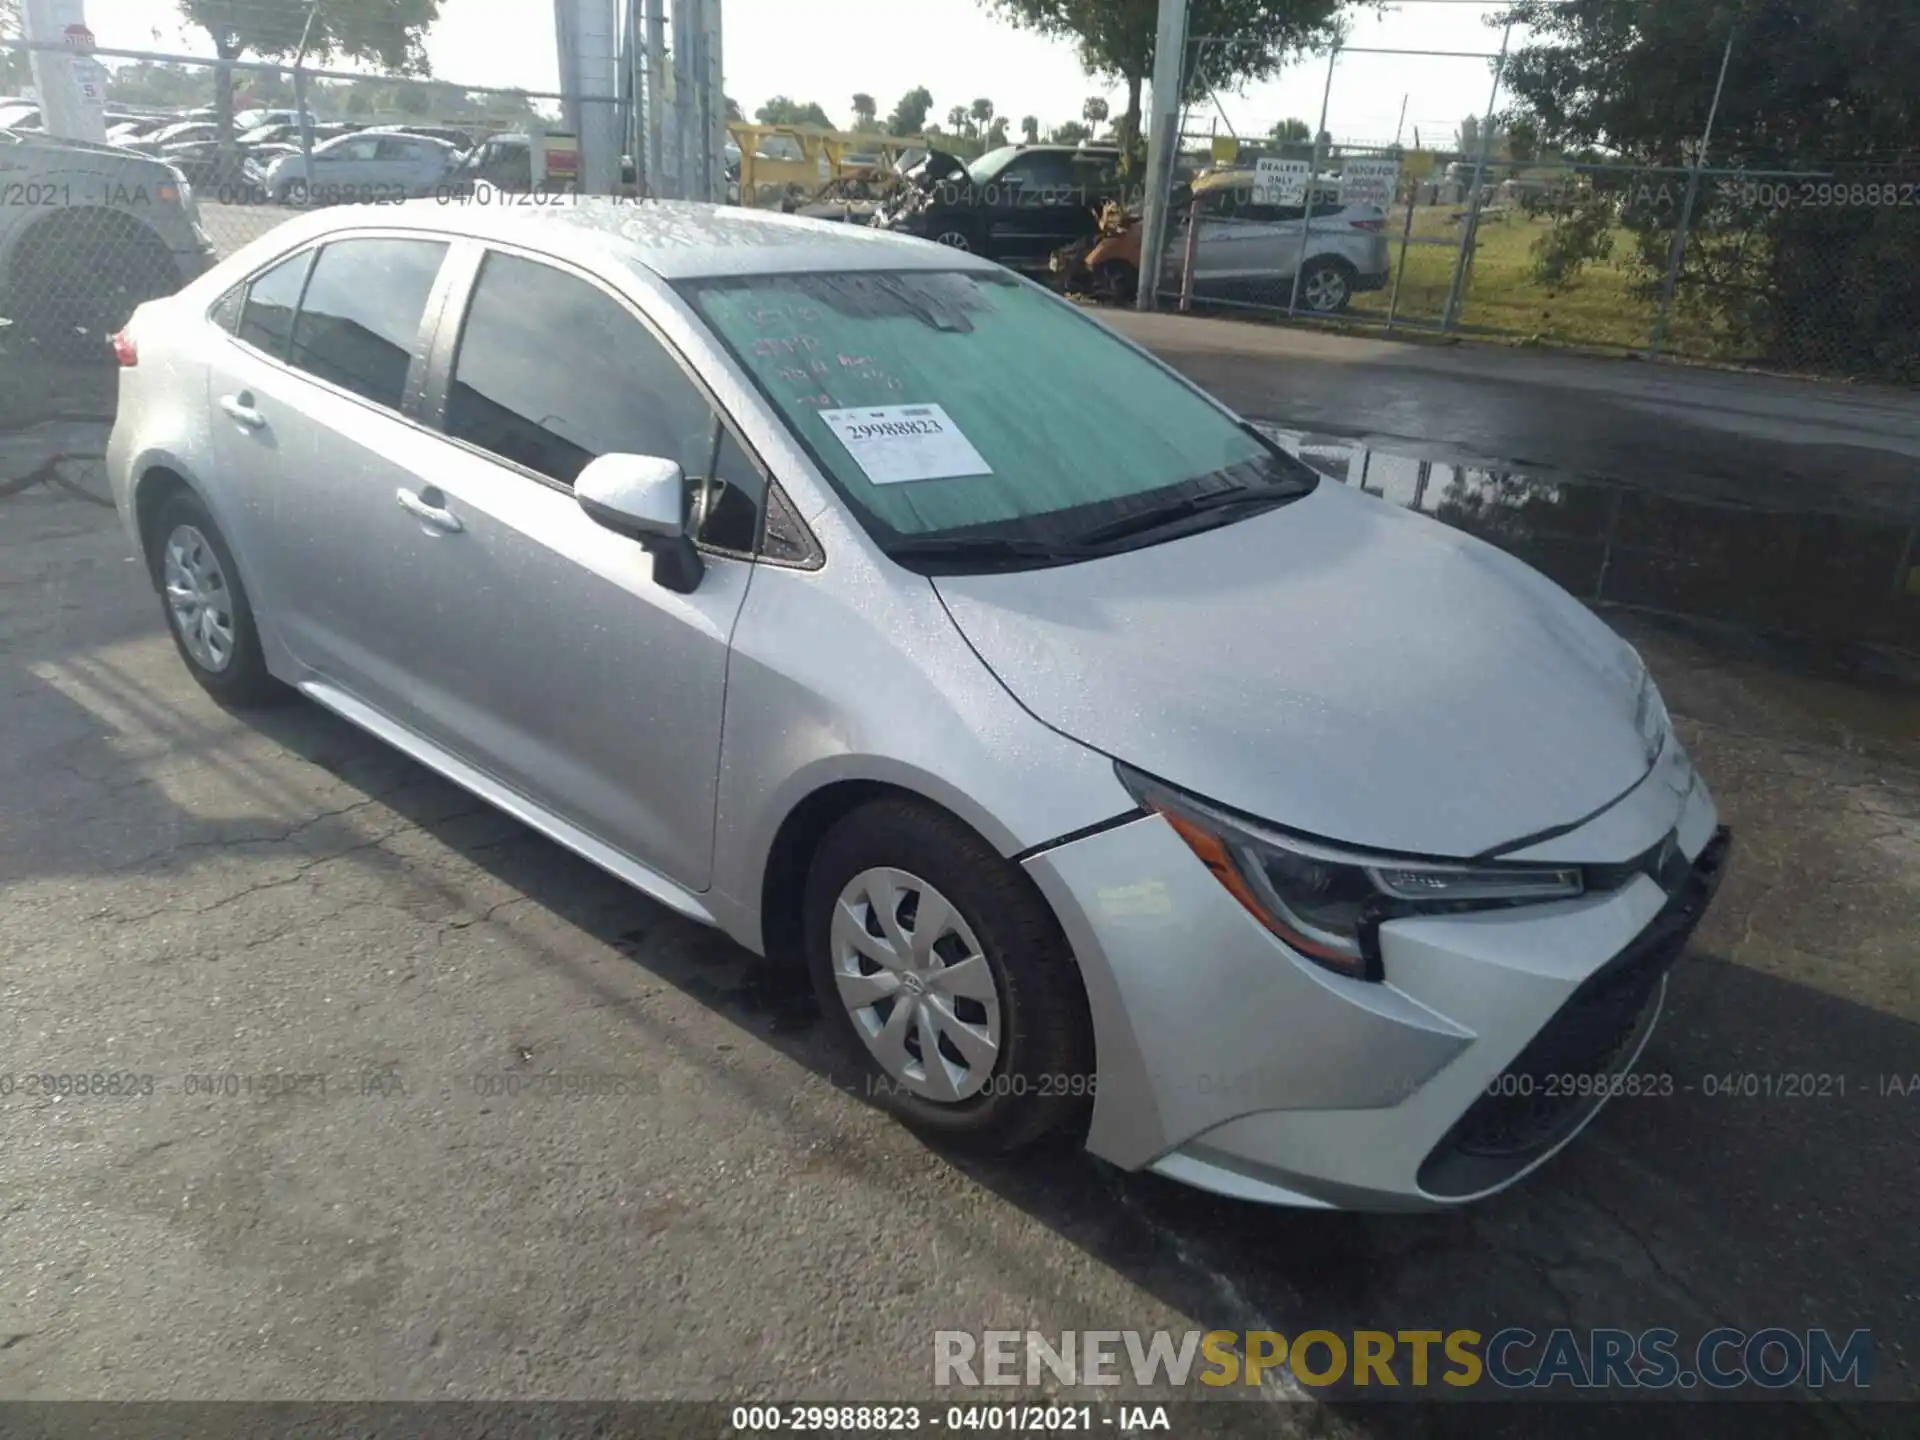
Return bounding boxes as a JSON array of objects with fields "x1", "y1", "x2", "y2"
[{"x1": 0, "y1": 98, "x2": 531, "y2": 204}]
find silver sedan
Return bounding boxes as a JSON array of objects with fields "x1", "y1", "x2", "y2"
[{"x1": 105, "y1": 199, "x2": 1728, "y2": 1210}]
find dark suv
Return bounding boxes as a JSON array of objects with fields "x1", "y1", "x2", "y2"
[{"x1": 873, "y1": 143, "x2": 1127, "y2": 272}]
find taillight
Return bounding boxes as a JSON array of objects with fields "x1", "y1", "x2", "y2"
[
  {"x1": 111, "y1": 330, "x2": 137, "y2": 366},
  {"x1": 1349, "y1": 218, "x2": 1385, "y2": 232}
]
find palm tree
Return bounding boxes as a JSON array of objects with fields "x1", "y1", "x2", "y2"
[
  {"x1": 851, "y1": 92, "x2": 877, "y2": 132},
  {"x1": 947, "y1": 104, "x2": 969, "y2": 136},
  {"x1": 1082, "y1": 97, "x2": 1110, "y2": 129},
  {"x1": 1020, "y1": 115, "x2": 1039, "y2": 144},
  {"x1": 970, "y1": 98, "x2": 995, "y2": 139}
]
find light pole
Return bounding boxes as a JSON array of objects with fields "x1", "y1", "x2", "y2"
[
  {"x1": 1135, "y1": 0, "x2": 1189, "y2": 312},
  {"x1": 292, "y1": 0, "x2": 321, "y2": 187}
]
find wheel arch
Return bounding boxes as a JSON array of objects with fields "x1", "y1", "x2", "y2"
[{"x1": 751, "y1": 763, "x2": 1084, "y2": 974}]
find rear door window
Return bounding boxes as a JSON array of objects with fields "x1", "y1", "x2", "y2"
[{"x1": 284, "y1": 237, "x2": 449, "y2": 411}]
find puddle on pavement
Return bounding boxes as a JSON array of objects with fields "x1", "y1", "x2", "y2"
[{"x1": 1259, "y1": 425, "x2": 1920, "y2": 659}]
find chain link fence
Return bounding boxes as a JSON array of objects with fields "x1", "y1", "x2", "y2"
[{"x1": 1147, "y1": 31, "x2": 1920, "y2": 384}]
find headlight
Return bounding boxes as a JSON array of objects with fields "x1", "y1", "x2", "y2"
[
  {"x1": 1117, "y1": 765, "x2": 1584, "y2": 982},
  {"x1": 1633, "y1": 664, "x2": 1672, "y2": 767}
]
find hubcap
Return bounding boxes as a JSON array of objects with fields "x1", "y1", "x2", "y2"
[
  {"x1": 831, "y1": 867, "x2": 1003, "y2": 1103},
  {"x1": 934, "y1": 230, "x2": 972, "y2": 251},
  {"x1": 1304, "y1": 267, "x2": 1348, "y2": 311},
  {"x1": 162, "y1": 524, "x2": 237, "y2": 673}
]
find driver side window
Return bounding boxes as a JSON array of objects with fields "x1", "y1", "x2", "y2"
[{"x1": 441, "y1": 251, "x2": 766, "y2": 554}]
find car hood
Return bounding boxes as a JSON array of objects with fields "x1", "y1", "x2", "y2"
[{"x1": 933, "y1": 482, "x2": 1658, "y2": 859}]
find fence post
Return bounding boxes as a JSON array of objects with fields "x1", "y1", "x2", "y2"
[
  {"x1": 1287, "y1": 43, "x2": 1340, "y2": 317},
  {"x1": 1179, "y1": 194, "x2": 1201, "y2": 311},
  {"x1": 1649, "y1": 26, "x2": 1736, "y2": 359},
  {"x1": 1441, "y1": 18, "x2": 1513, "y2": 332},
  {"x1": 1385, "y1": 171, "x2": 1417, "y2": 331}
]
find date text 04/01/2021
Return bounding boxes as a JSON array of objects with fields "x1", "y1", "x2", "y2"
[{"x1": 728, "y1": 1403, "x2": 1171, "y2": 1432}]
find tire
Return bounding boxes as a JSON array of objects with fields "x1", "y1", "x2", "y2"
[
  {"x1": 804, "y1": 798, "x2": 1094, "y2": 1152},
  {"x1": 148, "y1": 491, "x2": 284, "y2": 708},
  {"x1": 1092, "y1": 259, "x2": 1138, "y2": 304},
  {"x1": 276, "y1": 178, "x2": 308, "y2": 207},
  {"x1": 1296, "y1": 256, "x2": 1357, "y2": 314},
  {"x1": 5, "y1": 210, "x2": 180, "y2": 359},
  {"x1": 930, "y1": 224, "x2": 976, "y2": 252}
]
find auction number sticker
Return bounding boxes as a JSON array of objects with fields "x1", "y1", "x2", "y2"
[{"x1": 818, "y1": 404, "x2": 992, "y2": 486}]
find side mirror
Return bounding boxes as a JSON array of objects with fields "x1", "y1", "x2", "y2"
[{"x1": 575, "y1": 453, "x2": 705, "y2": 594}]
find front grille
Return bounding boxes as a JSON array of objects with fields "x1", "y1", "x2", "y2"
[{"x1": 1418, "y1": 827, "x2": 1732, "y2": 1200}]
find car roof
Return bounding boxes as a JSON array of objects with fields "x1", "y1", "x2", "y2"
[{"x1": 286, "y1": 195, "x2": 1004, "y2": 282}]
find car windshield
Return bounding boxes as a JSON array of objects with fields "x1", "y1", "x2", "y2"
[
  {"x1": 682, "y1": 268, "x2": 1315, "y2": 557},
  {"x1": 965, "y1": 146, "x2": 1022, "y2": 184}
]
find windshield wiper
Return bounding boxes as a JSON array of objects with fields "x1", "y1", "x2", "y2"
[
  {"x1": 885, "y1": 535, "x2": 1106, "y2": 567},
  {"x1": 1070, "y1": 484, "x2": 1287, "y2": 547}
]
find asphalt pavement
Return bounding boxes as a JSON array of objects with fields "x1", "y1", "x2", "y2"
[
  {"x1": 0, "y1": 210, "x2": 1914, "y2": 1426},
  {"x1": 0, "y1": 434, "x2": 1914, "y2": 1427}
]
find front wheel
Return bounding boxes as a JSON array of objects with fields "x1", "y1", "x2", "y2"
[{"x1": 805, "y1": 798, "x2": 1094, "y2": 1152}]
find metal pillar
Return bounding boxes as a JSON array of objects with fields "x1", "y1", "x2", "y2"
[
  {"x1": 1286, "y1": 44, "x2": 1339, "y2": 316},
  {"x1": 644, "y1": 0, "x2": 666, "y2": 198},
  {"x1": 703, "y1": 0, "x2": 726, "y2": 203},
  {"x1": 1649, "y1": 26, "x2": 1736, "y2": 357},
  {"x1": 1441, "y1": 19, "x2": 1513, "y2": 331},
  {"x1": 1134, "y1": 0, "x2": 1189, "y2": 312}
]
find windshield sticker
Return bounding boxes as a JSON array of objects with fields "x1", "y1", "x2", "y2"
[{"x1": 818, "y1": 404, "x2": 993, "y2": 485}]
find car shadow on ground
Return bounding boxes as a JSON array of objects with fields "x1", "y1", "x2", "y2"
[{"x1": 167, "y1": 687, "x2": 1914, "y2": 1436}]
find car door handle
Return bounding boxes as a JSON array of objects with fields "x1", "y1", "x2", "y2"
[
  {"x1": 396, "y1": 486, "x2": 463, "y2": 533},
  {"x1": 218, "y1": 392, "x2": 266, "y2": 429}
]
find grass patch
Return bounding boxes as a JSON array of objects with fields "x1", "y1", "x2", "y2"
[{"x1": 1350, "y1": 204, "x2": 1664, "y2": 351}]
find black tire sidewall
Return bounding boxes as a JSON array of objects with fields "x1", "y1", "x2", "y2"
[
  {"x1": 803, "y1": 799, "x2": 1093, "y2": 1151},
  {"x1": 150, "y1": 492, "x2": 280, "y2": 707}
]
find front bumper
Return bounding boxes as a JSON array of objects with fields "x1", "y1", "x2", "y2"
[{"x1": 1022, "y1": 760, "x2": 1725, "y2": 1210}]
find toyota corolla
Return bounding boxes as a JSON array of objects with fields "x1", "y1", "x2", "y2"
[{"x1": 106, "y1": 198, "x2": 1728, "y2": 1210}]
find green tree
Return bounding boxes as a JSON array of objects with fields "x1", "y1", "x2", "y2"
[
  {"x1": 1269, "y1": 117, "x2": 1310, "y2": 142},
  {"x1": 1498, "y1": 0, "x2": 1920, "y2": 377},
  {"x1": 1049, "y1": 119, "x2": 1092, "y2": 144},
  {"x1": 1082, "y1": 95, "x2": 1109, "y2": 127},
  {"x1": 985, "y1": 117, "x2": 1010, "y2": 148},
  {"x1": 947, "y1": 104, "x2": 969, "y2": 135},
  {"x1": 986, "y1": 0, "x2": 1350, "y2": 159},
  {"x1": 885, "y1": 85, "x2": 934, "y2": 136},
  {"x1": 970, "y1": 97, "x2": 995, "y2": 137},
  {"x1": 179, "y1": 0, "x2": 439, "y2": 149},
  {"x1": 725, "y1": 95, "x2": 743, "y2": 122},
  {"x1": 1021, "y1": 114, "x2": 1040, "y2": 142},
  {"x1": 755, "y1": 95, "x2": 833, "y2": 127},
  {"x1": 851, "y1": 92, "x2": 877, "y2": 131}
]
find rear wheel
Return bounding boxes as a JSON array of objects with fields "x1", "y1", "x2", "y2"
[
  {"x1": 931, "y1": 225, "x2": 975, "y2": 252},
  {"x1": 148, "y1": 491, "x2": 284, "y2": 708},
  {"x1": 1296, "y1": 256, "x2": 1357, "y2": 314},
  {"x1": 804, "y1": 798, "x2": 1094, "y2": 1152}
]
